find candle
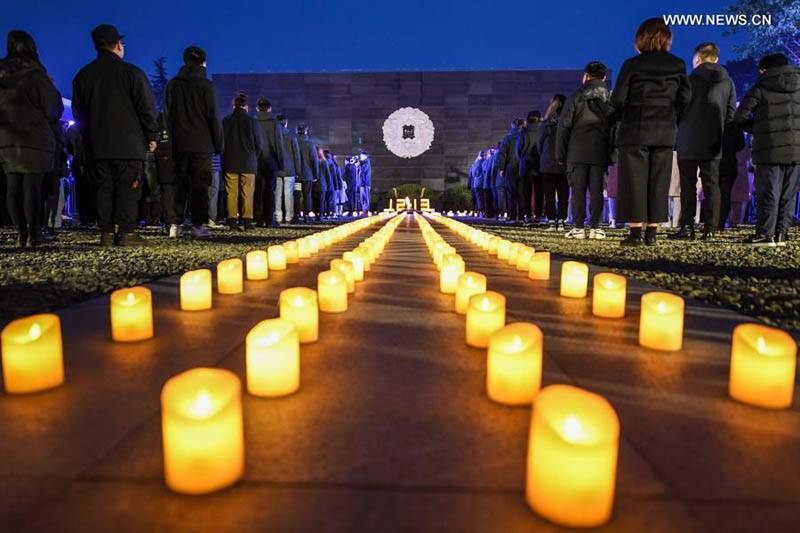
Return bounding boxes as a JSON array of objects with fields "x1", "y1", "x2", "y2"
[
  {"x1": 161, "y1": 367, "x2": 244, "y2": 494},
  {"x1": 355, "y1": 247, "x2": 371, "y2": 272},
  {"x1": 560, "y1": 261, "x2": 588, "y2": 299},
  {"x1": 526, "y1": 384, "x2": 619, "y2": 528},
  {"x1": 308, "y1": 235, "x2": 320, "y2": 254},
  {"x1": 268, "y1": 245, "x2": 287, "y2": 271},
  {"x1": 279, "y1": 287, "x2": 319, "y2": 343},
  {"x1": 246, "y1": 318, "x2": 300, "y2": 397},
  {"x1": 486, "y1": 322, "x2": 543, "y2": 405},
  {"x1": 497, "y1": 240, "x2": 511, "y2": 260},
  {"x1": 488, "y1": 236, "x2": 500, "y2": 255},
  {"x1": 1, "y1": 314, "x2": 63, "y2": 393},
  {"x1": 729, "y1": 323, "x2": 797, "y2": 409},
  {"x1": 343, "y1": 251, "x2": 365, "y2": 281},
  {"x1": 217, "y1": 259, "x2": 243, "y2": 295},
  {"x1": 529, "y1": 252, "x2": 551, "y2": 281},
  {"x1": 110, "y1": 286, "x2": 153, "y2": 342},
  {"x1": 318, "y1": 270, "x2": 348, "y2": 313},
  {"x1": 298, "y1": 238, "x2": 311, "y2": 259},
  {"x1": 180, "y1": 269, "x2": 212, "y2": 311},
  {"x1": 284, "y1": 241, "x2": 299, "y2": 264},
  {"x1": 455, "y1": 272, "x2": 487, "y2": 314},
  {"x1": 466, "y1": 291, "x2": 506, "y2": 348},
  {"x1": 639, "y1": 292, "x2": 684, "y2": 351},
  {"x1": 330, "y1": 259, "x2": 355, "y2": 293},
  {"x1": 508, "y1": 243, "x2": 522, "y2": 266},
  {"x1": 440, "y1": 254, "x2": 465, "y2": 294},
  {"x1": 245, "y1": 251, "x2": 269, "y2": 281},
  {"x1": 516, "y1": 246, "x2": 535, "y2": 271},
  {"x1": 592, "y1": 273, "x2": 626, "y2": 319}
]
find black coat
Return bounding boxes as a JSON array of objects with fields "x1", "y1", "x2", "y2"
[
  {"x1": 734, "y1": 65, "x2": 800, "y2": 165},
  {"x1": 222, "y1": 108, "x2": 263, "y2": 174},
  {"x1": 537, "y1": 116, "x2": 566, "y2": 174},
  {"x1": 163, "y1": 64, "x2": 223, "y2": 155},
  {"x1": 278, "y1": 126, "x2": 301, "y2": 177},
  {"x1": 154, "y1": 120, "x2": 175, "y2": 184},
  {"x1": 317, "y1": 158, "x2": 330, "y2": 192},
  {"x1": 496, "y1": 128, "x2": 521, "y2": 176},
  {"x1": 359, "y1": 158, "x2": 372, "y2": 187},
  {"x1": 72, "y1": 51, "x2": 158, "y2": 161},
  {"x1": 719, "y1": 123, "x2": 745, "y2": 177},
  {"x1": 676, "y1": 62, "x2": 736, "y2": 160},
  {"x1": 611, "y1": 50, "x2": 691, "y2": 148},
  {"x1": 254, "y1": 111, "x2": 283, "y2": 172},
  {"x1": 556, "y1": 79, "x2": 615, "y2": 165},
  {"x1": 295, "y1": 134, "x2": 318, "y2": 182},
  {"x1": 344, "y1": 162, "x2": 357, "y2": 190},
  {"x1": 516, "y1": 121, "x2": 541, "y2": 176}
]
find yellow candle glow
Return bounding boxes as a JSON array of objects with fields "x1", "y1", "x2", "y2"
[
  {"x1": 279, "y1": 287, "x2": 319, "y2": 343},
  {"x1": 110, "y1": 286, "x2": 153, "y2": 342},
  {"x1": 343, "y1": 251, "x2": 365, "y2": 281},
  {"x1": 180, "y1": 269, "x2": 212, "y2": 311},
  {"x1": 268, "y1": 245, "x2": 287, "y2": 271},
  {"x1": 318, "y1": 270, "x2": 348, "y2": 313},
  {"x1": 592, "y1": 273, "x2": 626, "y2": 319},
  {"x1": 516, "y1": 246, "x2": 535, "y2": 271},
  {"x1": 331, "y1": 259, "x2": 355, "y2": 293},
  {"x1": 508, "y1": 243, "x2": 522, "y2": 266},
  {"x1": 284, "y1": 241, "x2": 300, "y2": 264},
  {"x1": 455, "y1": 272, "x2": 487, "y2": 314},
  {"x1": 355, "y1": 248, "x2": 371, "y2": 271},
  {"x1": 308, "y1": 235, "x2": 320, "y2": 254},
  {"x1": 560, "y1": 261, "x2": 589, "y2": 299},
  {"x1": 245, "y1": 251, "x2": 269, "y2": 281},
  {"x1": 487, "y1": 322, "x2": 543, "y2": 405},
  {"x1": 217, "y1": 258, "x2": 243, "y2": 295},
  {"x1": 440, "y1": 254, "x2": 465, "y2": 294},
  {"x1": 161, "y1": 367, "x2": 244, "y2": 494},
  {"x1": 488, "y1": 236, "x2": 500, "y2": 255},
  {"x1": 639, "y1": 292, "x2": 684, "y2": 351},
  {"x1": 497, "y1": 240, "x2": 511, "y2": 260},
  {"x1": 526, "y1": 384, "x2": 619, "y2": 528},
  {"x1": 246, "y1": 318, "x2": 300, "y2": 397},
  {"x1": 1, "y1": 314, "x2": 63, "y2": 393},
  {"x1": 729, "y1": 323, "x2": 797, "y2": 409},
  {"x1": 298, "y1": 238, "x2": 311, "y2": 259},
  {"x1": 529, "y1": 252, "x2": 551, "y2": 281},
  {"x1": 466, "y1": 291, "x2": 506, "y2": 348}
]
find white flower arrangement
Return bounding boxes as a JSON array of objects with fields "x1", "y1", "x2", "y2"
[{"x1": 382, "y1": 107, "x2": 435, "y2": 159}]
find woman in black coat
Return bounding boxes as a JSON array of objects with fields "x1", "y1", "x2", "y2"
[
  {"x1": 0, "y1": 30, "x2": 63, "y2": 247},
  {"x1": 611, "y1": 18, "x2": 691, "y2": 246},
  {"x1": 537, "y1": 94, "x2": 568, "y2": 231}
]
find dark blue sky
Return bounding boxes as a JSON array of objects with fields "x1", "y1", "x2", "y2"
[{"x1": 3, "y1": 0, "x2": 749, "y2": 98}]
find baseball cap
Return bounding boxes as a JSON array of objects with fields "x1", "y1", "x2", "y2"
[{"x1": 91, "y1": 24, "x2": 124, "y2": 50}]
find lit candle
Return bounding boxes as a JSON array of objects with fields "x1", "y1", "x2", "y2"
[
  {"x1": 1, "y1": 314, "x2": 63, "y2": 393},
  {"x1": 284, "y1": 241, "x2": 300, "y2": 264},
  {"x1": 297, "y1": 238, "x2": 311, "y2": 259},
  {"x1": 466, "y1": 291, "x2": 506, "y2": 348},
  {"x1": 516, "y1": 246, "x2": 535, "y2": 271},
  {"x1": 161, "y1": 367, "x2": 244, "y2": 495},
  {"x1": 440, "y1": 254, "x2": 465, "y2": 294},
  {"x1": 180, "y1": 269, "x2": 212, "y2": 311},
  {"x1": 526, "y1": 384, "x2": 619, "y2": 528},
  {"x1": 529, "y1": 252, "x2": 551, "y2": 281},
  {"x1": 592, "y1": 273, "x2": 626, "y2": 318},
  {"x1": 486, "y1": 322, "x2": 543, "y2": 405},
  {"x1": 110, "y1": 286, "x2": 153, "y2": 342},
  {"x1": 497, "y1": 240, "x2": 511, "y2": 260},
  {"x1": 639, "y1": 292, "x2": 684, "y2": 351},
  {"x1": 343, "y1": 251, "x2": 365, "y2": 281},
  {"x1": 729, "y1": 323, "x2": 797, "y2": 409},
  {"x1": 245, "y1": 251, "x2": 269, "y2": 281},
  {"x1": 455, "y1": 272, "x2": 487, "y2": 314},
  {"x1": 355, "y1": 247, "x2": 371, "y2": 271},
  {"x1": 488, "y1": 236, "x2": 500, "y2": 255},
  {"x1": 279, "y1": 287, "x2": 319, "y2": 343},
  {"x1": 308, "y1": 235, "x2": 320, "y2": 254},
  {"x1": 330, "y1": 259, "x2": 355, "y2": 293},
  {"x1": 560, "y1": 261, "x2": 588, "y2": 299},
  {"x1": 318, "y1": 270, "x2": 348, "y2": 313},
  {"x1": 508, "y1": 243, "x2": 522, "y2": 266},
  {"x1": 246, "y1": 318, "x2": 300, "y2": 397},
  {"x1": 268, "y1": 245, "x2": 287, "y2": 271}
]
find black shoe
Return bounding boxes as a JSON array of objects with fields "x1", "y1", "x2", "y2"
[
  {"x1": 100, "y1": 232, "x2": 115, "y2": 247},
  {"x1": 777, "y1": 233, "x2": 789, "y2": 247},
  {"x1": 702, "y1": 231, "x2": 715, "y2": 241},
  {"x1": 668, "y1": 226, "x2": 695, "y2": 240},
  {"x1": 228, "y1": 219, "x2": 243, "y2": 232},
  {"x1": 269, "y1": 220, "x2": 281, "y2": 228},
  {"x1": 117, "y1": 232, "x2": 149, "y2": 247},
  {"x1": 27, "y1": 227, "x2": 43, "y2": 248},
  {"x1": 620, "y1": 227, "x2": 644, "y2": 247},
  {"x1": 645, "y1": 226, "x2": 658, "y2": 246},
  {"x1": 15, "y1": 226, "x2": 28, "y2": 248},
  {"x1": 243, "y1": 219, "x2": 254, "y2": 231},
  {"x1": 742, "y1": 234, "x2": 776, "y2": 247}
]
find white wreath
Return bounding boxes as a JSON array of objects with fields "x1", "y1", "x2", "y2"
[{"x1": 382, "y1": 107, "x2": 435, "y2": 158}]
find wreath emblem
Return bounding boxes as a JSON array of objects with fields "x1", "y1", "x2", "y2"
[{"x1": 383, "y1": 107, "x2": 434, "y2": 158}]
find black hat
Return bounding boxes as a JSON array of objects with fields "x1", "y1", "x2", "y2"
[
  {"x1": 758, "y1": 53, "x2": 789, "y2": 70},
  {"x1": 91, "y1": 24, "x2": 123, "y2": 50}
]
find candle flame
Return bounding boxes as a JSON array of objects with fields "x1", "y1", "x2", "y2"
[
  {"x1": 294, "y1": 296, "x2": 304, "y2": 306},
  {"x1": 29, "y1": 322, "x2": 41, "y2": 340},
  {"x1": 126, "y1": 292, "x2": 136, "y2": 306},
  {"x1": 756, "y1": 336, "x2": 766, "y2": 354},
  {"x1": 562, "y1": 416, "x2": 587, "y2": 443},
  {"x1": 604, "y1": 280, "x2": 615, "y2": 289},
  {"x1": 190, "y1": 389, "x2": 213, "y2": 418},
  {"x1": 511, "y1": 335, "x2": 522, "y2": 351},
  {"x1": 656, "y1": 301, "x2": 667, "y2": 313},
  {"x1": 481, "y1": 297, "x2": 491, "y2": 311}
]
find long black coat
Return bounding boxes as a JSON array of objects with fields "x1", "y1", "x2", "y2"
[
  {"x1": 222, "y1": 108, "x2": 263, "y2": 174},
  {"x1": 295, "y1": 135, "x2": 318, "y2": 183},
  {"x1": 556, "y1": 79, "x2": 614, "y2": 165},
  {"x1": 163, "y1": 64, "x2": 223, "y2": 155},
  {"x1": 537, "y1": 116, "x2": 566, "y2": 174},
  {"x1": 516, "y1": 121, "x2": 541, "y2": 176},
  {"x1": 719, "y1": 123, "x2": 745, "y2": 177},
  {"x1": 611, "y1": 50, "x2": 691, "y2": 148},
  {"x1": 154, "y1": 118, "x2": 175, "y2": 184},
  {"x1": 676, "y1": 62, "x2": 736, "y2": 160},
  {"x1": 359, "y1": 158, "x2": 372, "y2": 187},
  {"x1": 278, "y1": 126, "x2": 301, "y2": 177},
  {"x1": 72, "y1": 51, "x2": 158, "y2": 161},
  {"x1": 343, "y1": 162, "x2": 357, "y2": 191},
  {"x1": 496, "y1": 128, "x2": 521, "y2": 176},
  {"x1": 734, "y1": 64, "x2": 800, "y2": 165},
  {"x1": 254, "y1": 111, "x2": 283, "y2": 173}
]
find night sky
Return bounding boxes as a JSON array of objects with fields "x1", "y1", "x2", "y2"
[{"x1": 4, "y1": 0, "x2": 748, "y2": 98}]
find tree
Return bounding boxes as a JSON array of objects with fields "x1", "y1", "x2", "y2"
[
  {"x1": 725, "y1": 1, "x2": 800, "y2": 64},
  {"x1": 725, "y1": 57, "x2": 759, "y2": 96},
  {"x1": 150, "y1": 57, "x2": 168, "y2": 111}
]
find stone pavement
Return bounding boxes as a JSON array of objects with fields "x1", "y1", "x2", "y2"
[{"x1": 1, "y1": 215, "x2": 799, "y2": 532}]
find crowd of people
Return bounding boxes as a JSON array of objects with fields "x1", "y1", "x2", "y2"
[
  {"x1": 0, "y1": 25, "x2": 374, "y2": 247},
  {"x1": 467, "y1": 17, "x2": 800, "y2": 247}
]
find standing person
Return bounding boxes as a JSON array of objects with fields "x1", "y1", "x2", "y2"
[
  {"x1": 328, "y1": 152, "x2": 344, "y2": 216},
  {"x1": 671, "y1": 42, "x2": 736, "y2": 241},
  {"x1": 343, "y1": 156, "x2": 357, "y2": 214},
  {"x1": 276, "y1": 114, "x2": 300, "y2": 225},
  {"x1": 139, "y1": 142, "x2": 161, "y2": 226},
  {"x1": 497, "y1": 118, "x2": 523, "y2": 222},
  {"x1": 154, "y1": 113, "x2": 178, "y2": 236},
  {"x1": 253, "y1": 98, "x2": 283, "y2": 227},
  {"x1": 538, "y1": 94, "x2": 569, "y2": 231},
  {"x1": 72, "y1": 24, "x2": 158, "y2": 246},
  {"x1": 734, "y1": 53, "x2": 800, "y2": 247},
  {"x1": 66, "y1": 123, "x2": 94, "y2": 224},
  {"x1": 469, "y1": 151, "x2": 485, "y2": 215},
  {"x1": 207, "y1": 154, "x2": 223, "y2": 227},
  {"x1": 221, "y1": 93, "x2": 262, "y2": 231},
  {"x1": 163, "y1": 45, "x2": 223, "y2": 240},
  {"x1": 359, "y1": 151, "x2": 372, "y2": 214},
  {"x1": 481, "y1": 148, "x2": 495, "y2": 218},
  {"x1": 718, "y1": 123, "x2": 746, "y2": 231},
  {"x1": 295, "y1": 124, "x2": 318, "y2": 221},
  {"x1": 315, "y1": 147, "x2": 330, "y2": 220},
  {"x1": 556, "y1": 61, "x2": 615, "y2": 240},
  {"x1": 42, "y1": 124, "x2": 68, "y2": 233},
  {"x1": 489, "y1": 143, "x2": 506, "y2": 219},
  {"x1": 517, "y1": 110, "x2": 542, "y2": 223}
]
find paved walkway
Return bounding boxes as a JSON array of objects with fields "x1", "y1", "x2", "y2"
[{"x1": 1, "y1": 216, "x2": 799, "y2": 532}]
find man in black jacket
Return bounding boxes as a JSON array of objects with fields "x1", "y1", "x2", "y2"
[
  {"x1": 343, "y1": 157, "x2": 357, "y2": 214},
  {"x1": 254, "y1": 98, "x2": 283, "y2": 227},
  {"x1": 497, "y1": 118, "x2": 524, "y2": 223},
  {"x1": 556, "y1": 61, "x2": 615, "y2": 240},
  {"x1": 295, "y1": 124, "x2": 318, "y2": 221},
  {"x1": 222, "y1": 93, "x2": 263, "y2": 231},
  {"x1": 163, "y1": 46, "x2": 223, "y2": 239},
  {"x1": 276, "y1": 115, "x2": 300, "y2": 225},
  {"x1": 671, "y1": 43, "x2": 736, "y2": 241},
  {"x1": 735, "y1": 53, "x2": 800, "y2": 247},
  {"x1": 72, "y1": 24, "x2": 158, "y2": 246},
  {"x1": 516, "y1": 110, "x2": 542, "y2": 223}
]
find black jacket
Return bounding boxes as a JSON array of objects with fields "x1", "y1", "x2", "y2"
[
  {"x1": 317, "y1": 157, "x2": 330, "y2": 192},
  {"x1": 496, "y1": 128, "x2": 521, "y2": 176},
  {"x1": 254, "y1": 111, "x2": 283, "y2": 172},
  {"x1": 154, "y1": 117, "x2": 175, "y2": 184},
  {"x1": 734, "y1": 64, "x2": 800, "y2": 165},
  {"x1": 222, "y1": 108, "x2": 263, "y2": 174},
  {"x1": 360, "y1": 158, "x2": 372, "y2": 187},
  {"x1": 278, "y1": 126, "x2": 301, "y2": 177},
  {"x1": 676, "y1": 62, "x2": 736, "y2": 160},
  {"x1": 611, "y1": 50, "x2": 691, "y2": 148},
  {"x1": 295, "y1": 134, "x2": 319, "y2": 182},
  {"x1": 344, "y1": 162, "x2": 357, "y2": 190},
  {"x1": 720, "y1": 123, "x2": 745, "y2": 177},
  {"x1": 556, "y1": 79, "x2": 615, "y2": 165},
  {"x1": 72, "y1": 51, "x2": 158, "y2": 161},
  {"x1": 163, "y1": 64, "x2": 223, "y2": 155},
  {"x1": 537, "y1": 116, "x2": 566, "y2": 174},
  {"x1": 516, "y1": 121, "x2": 541, "y2": 176}
]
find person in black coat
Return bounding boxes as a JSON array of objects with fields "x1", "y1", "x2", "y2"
[
  {"x1": 72, "y1": 24, "x2": 158, "y2": 246},
  {"x1": 66, "y1": 123, "x2": 94, "y2": 224},
  {"x1": 343, "y1": 157, "x2": 358, "y2": 214},
  {"x1": 358, "y1": 151, "x2": 372, "y2": 214},
  {"x1": 497, "y1": 118, "x2": 524, "y2": 222},
  {"x1": 153, "y1": 113, "x2": 178, "y2": 235},
  {"x1": 611, "y1": 18, "x2": 691, "y2": 246},
  {"x1": 276, "y1": 115, "x2": 300, "y2": 225},
  {"x1": 718, "y1": 123, "x2": 745, "y2": 231},
  {"x1": 537, "y1": 94, "x2": 568, "y2": 231},
  {"x1": 295, "y1": 124, "x2": 318, "y2": 221},
  {"x1": 734, "y1": 53, "x2": 800, "y2": 247},
  {"x1": 222, "y1": 93, "x2": 263, "y2": 231},
  {"x1": 469, "y1": 151, "x2": 485, "y2": 215},
  {"x1": 253, "y1": 98, "x2": 283, "y2": 227},
  {"x1": 315, "y1": 147, "x2": 330, "y2": 220},
  {"x1": 516, "y1": 110, "x2": 542, "y2": 222},
  {"x1": 557, "y1": 61, "x2": 615, "y2": 240},
  {"x1": 671, "y1": 42, "x2": 736, "y2": 241}
]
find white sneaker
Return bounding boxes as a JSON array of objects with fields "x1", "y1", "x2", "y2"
[
  {"x1": 590, "y1": 228, "x2": 606, "y2": 240},
  {"x1": 608, "y1": 219, "x2": 616, "y2": 229},
  {"x1": 557, "y1": 221, "x2": 565, "y2": 231},
  {"x1": 545, "y1": 223, "x2": 557, "y2": 232},
  {"x1": 168, "y1": 224, "x2": 182, "y2": 238},
  {"x1": 566, "y1": 228, "x2": 586, "y2": 240},
  {"x1": 207, "y1": 219, "x2": 225, "y2": 229}
]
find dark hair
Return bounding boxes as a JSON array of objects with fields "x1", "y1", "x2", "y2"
[
  {"x1": 758, "y1": 53, "x2": 789, "y2": 70},
  {"x1": 527, "y1": 110, "x2": 541, "y2": 122},
  {"x1": 276, "y1": 114, "x2": 287, "y2": 125},
  {"x1": 5, "y1": 30, "x2": 44, "y2": 70},
  {"x1": 257, "y1": 98, "x2": 271, "y2": 111},
  {"x1": 635, "y1": 18, "x2": 672, "y2": 52},
  {"x1": 512, "y1": 117, "x2": 524, "y2": 129},
  {"x1": 584, "y1": 61, "x2": 607, "y2": 80},
  {"x1": 233, "y1": 92, "x2": 247, "y2": 108},
  {"x1": 694, "y1": 42, "x2": 719, "y2": 62},
  {"x1": 544, "y1": 94, "x2": 566, "y2": 120},
  {"x1": 323, "y1": 149, "x2": 331, "y2": 157},
  {"x1": 183, "y1": 46, "x2": 206, "y2": 66},
  {"x1": 296, "y1": 124, "x2": 307, "y2": 134}
]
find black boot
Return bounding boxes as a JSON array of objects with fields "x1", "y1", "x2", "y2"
[
  {"x1": 228, "y1": 218, "x2": 243, "y2": 232},
  {"x1": 100, "y1": 232, "x2": 115, "y2": 247},
  {"x1": 645, "y1": 226, "x2": 658, "y2": 246},
  {"x1": 668, "y1": 225, "x2": 695, "y2": 240},
  {"x1": 620, "y1": 226, "x2": 643, "y2": 247},
  {"x1": 117, "y1": 232, "x2": 150, "y2": 247},
  {"x1": 16, "y1": 225, "x2": 28, "y2": 248},
  {"x1": 27, "y1": 226, "x2": 42, "y2": 248}
]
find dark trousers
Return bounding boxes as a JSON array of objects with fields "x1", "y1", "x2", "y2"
[
  {"x1": 542, "y1": 172, "x2": 569, "y2": 221},
  {"x1": 531, "y1": 172, "x2": 545, "y2": 219},
  {"x1": 161, "y1": 182, "x2": 176, "y2": 224},
  {"x1": 494, "y1": 185, "x2": 507, "y2": 217},
  {"x1": 74, "y1": 167, "x2": 96, "y2": 223},
  {"x1": 505, "y1": 170, "x2": 520, "y2": 220},
  {"x1": 173, "y1": 153, "x2": 211, "y2": 227},
  {"x1": 254, "y1": 168, "x2": 278, "y2": 223},
  {"x1": 346, "y1": 183, "x2": 356, "y2": 213},
  {"x1": 301, "y1": 180, "x2": 313, "y2": 217},
  {"x1": 481, "y1": 188, "x2": 493, "y2": 217},
  {"x1": 719, "y1": 173, "x2": 737, "y2": 229},
  {"x1": 754, "y1": 164, "x2": 800, "y2": 237},
  {"x1": 519, "y1": 174, "x2": 533, "y2": 219},
  {"x1": 323, "y1": 190, "x2": 333, "y2": 216},
  {"x1": 41, "y1": 171, "x2": 60, "y2": 228},
  {"x1": 139, "y1": 158, "x2": 162, "y2": 223},
  {"x1": 568, "y1": 164, "x2": 606, "y2": 228},
  {"x1": 93, "y1": 160, "x2": 142, "y2": 233},
  {"x1": 5, "y1": 172, "x2": 44, "y2": 229},
  {"x1": 617, "y1": 145, "x2": 672, "y2": 223},
  {"x1": 678, "y1": 158, "x2": 721, "y2": 231}
]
